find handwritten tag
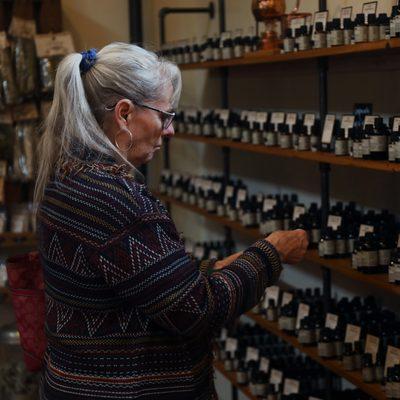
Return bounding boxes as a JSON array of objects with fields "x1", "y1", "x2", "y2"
[
  {"x1": 263, "y1": 198, "x2": 277, "y2": 212},
  {"x1": 340, "y1": 7, "x2": 353, "y2": 28},
  {"x1": 364, "y1": 115, "x2": 378, "y2": 127},
  {"x1": 322, "y1": 114, "x2": 336, "y2": 145},
  {"x1": 236, "y1": 189, "x2": 247, "y2": 208},
  {"x1": 264, "y1": 285, "x2": 280, "y2": 307},
  {"x1": 327, "y1": 215, "x2": 342, "y2": 231},
  {"x1": 225, "y1": 338, "x2": 238, "y2": 353},
  {"x1": 325, "y1": 313, "x2": 339, "y2": 330},
  {"x1": 296, "y1": 303, "x2": 310, "y2": 329},
  {"x1": 246, "y1": 346, "x2": 260, "y2": 362},
  {"x1": 363, "y1": 1, "x2": 377, "y2": 23},
  {"x1": 304, "y1": 114, "x2": 315, "y2": 127},
  {"x1": 284, "y1": 379, "x2": 300, "y2": 395},
  {"x1": 271, "y1": 112, "x2": 285, "y2": 125},
  {"x1": 281, "y1": 292, "x2": 293, "y2": 306},
  {"x1": 345, "y1": 324, "x2": 361, "y2": 344},
  {"x1": 256, "y1": 112, "x2": 268, "y2": 124},
  {"x1": 259, "y1": 357, "x2": 270, "y2": 373},
  {"x1": 365, "y1": 335, "x2": 380, "y2": 363},
  {"x1": 359, "y1": 224, "x2": 374, "y2": 237},
  {"x1": 270, "y1": 369, "x2": 283, "y2": 384},
  {"x1": 286, "y1": 113, "x2": 297, "y2": 126},
  {"x1": 35, "y1": 32, "x2": 75, "y2": 58},
  {"x1": 341, "y1": 115, "x2": 355, "y2": 129},
  {"x1": 293, "y1": 206, "x2": 306, "y2": 221},
  {"x1": 393, "y1": 117, "x2": 400, "y2": 132},
  {"x1": 312, "y1": 11, "x2": 329, "y2": 40}
]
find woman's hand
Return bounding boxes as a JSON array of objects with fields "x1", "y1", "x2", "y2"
[
  {"x1": 266, "y1": 229, "x2": 309, "y2": 264},
  {"x1": 214, "y1": 251, "x2": 243, "y2": 270}
]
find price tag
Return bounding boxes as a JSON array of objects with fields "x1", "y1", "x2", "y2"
[
  {"x1": 363, "y1": 1, "x2": 378, "y2": 23},
  {"x1": 212, "y1": 182, "x2": 222, "y2": 193},
  {"x1": 296, "y1": 303, "x2": 310, "y2": 329},
  {"x1": 224, "y1": 186, "x2": 234, "y2": 204},
  {"x1": 271, "y1": 112, "x2": 285, "y2": 125},
  {"x1": 247, "y1": 111, "x2": 258, "y2": 128},
  {"x1": 0, "y1": 112, "x2": 13, "y2": 125},
  {"x1": 256, "y1": 112, "x2": 268, "y2": 124},
  {"x1": 9, "y1": 17, "x2": 37, "y2": 39},
  {"x1": 291, "y1": 17, "x2": 305, "y2": 35},
  {"x1": 257, "y1": 193, "x2": 264, "y2": 203},
  {"x1": 263, "y1": 198, "x2": 277, "y2": 212},
  {"x1": 219, "y1": 31, "x2": 232, "y2": 47},
  {"x1": 286, "y1": 113, "x2": 297, "y2": 126},
  {"x1": 322, "y1": 114, "x2": 336, "y2": 145},
  {"x1": 304, "y1": 114, "x2": 315, "y2": 127},
  {"x1": 341, "y1": 115, "x2": 355, "y2": 130},
  {"x1": 283, "y1": 379, "x2": 300, "y2": 396},
  {"x1": 236, "y1": 189, "x2": 247, "y2": 208},
  {"x1": 325, "y1": 313, "x2": 339, "y2": 330},
  {"x1": 365, "y1": 334, "x2": 380, "y2": 363},
  {"x1": 364, "y1": 115, "x2": 378, "y2": 127},
  {"x1": 220, "y1": 328, "x2": 228, "y2": 340},
  {"x1": 246, "y1": 346, "x2": 260, "y2": 362},
  {"x1": 293, "y1": 206, "x2": 306, "y2": 221},
  {"x1": 0, "y1": 31, "x2": 9, "y2": 49},
  {"x1": 345, "y1": 324, "x2": 361, "y2": 344},
  {"x1": 270, "y1": 369, "x2": 283, "y2": 384},
  {"x1": 225, "y1": 337, "x2": 238, "y2": 353},
  {"x1": 359, "y1": 224, "x2": 374, "y2": 237},
  {"x1": 281, "y1": 292, "x2": 293, "y2": 306},
  {"x1": 194, "y1": 246, "x2": 205, "y2": 259},
  {"x1": 385, "y1": 346, "x2": 400, "y2": 377},
  {"x1": 259, "y1": 357, "x2": 270, "y2": 373},
  {"x1": 263, "y1": 285, "x2": 280, "y2": 307},
  {"x1": 219, "y1": 109, "x2": 230, "y2": 127},
  {"x1": 34, "y1": 32, "x2": 75, "y2": 58},
  {"x1": 393, "y1": 117, "x2": 400, "y2": 132},
  {"x1": 340, "y1": 7, "x2": 353, "y2": 28},
  {"x1": 11, "y1": 216, "x2": 25, "y2": 233},
  {"x1": 312, "y1": 11, "x2": 329, "y2": 40},
  {"x1": 13, "y1": 103, "x2": 39, "y2": 122},
  {"x1": 327, "y1": 215, "x2": 342, "y2": 231}
]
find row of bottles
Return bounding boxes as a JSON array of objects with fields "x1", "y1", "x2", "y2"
[
  {"x1": 177, "y1": 108, "x2": 400, "y2": 163},
  {"x1": 183, "y1": 239, "x2": 235, "y2": 262},
  {"x1": 215, "y1": 322, "x2": 373, "y2": 399},
  {"x1": 159, "y1": 170, "x2": 400, "y2": 282},
  {"x1": 159, "y1": 28, "x2": 260, "y2": 64},
  {"x1": 252, "y1": 286, "x2": 400, "y2": 391}
]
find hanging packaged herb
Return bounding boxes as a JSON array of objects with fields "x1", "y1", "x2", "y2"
[
  {"x1": 35, "y1": 0, "x2": 71, "y2": 93},
  {"x1": 0, "y1": 3, "x2": 19, "y2": 106},
  {"x1": 8, "y1": 0, "x2": 38, "y2": 98},
  {"x1": 12, "y1": 102, "x2": 38, "y2": 181},
  {"x1": 0, "y1": 111, "x2": 14, "y2": 169}
]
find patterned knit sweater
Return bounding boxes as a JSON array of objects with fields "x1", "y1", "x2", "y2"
[{"x1": 37, "y1": 159, "x2": 282, "y2": 400}]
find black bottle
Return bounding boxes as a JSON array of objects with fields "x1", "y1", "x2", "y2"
[
  {"x1": 319, "y1": 228, "x2": 336, "y2": 259},
  {"x1": 354, "y1": 13, "x2": 368, "y2": 43},
  {"x1": 342, "y1": 342, "x2": 355, "y2": 371},
  {"x1": 314, "y1": 22, "x2": 327, "y2": 49},
  {"x1": 331, "y1": 18, "x2": 344, "y2": 46},
  {"x1": 367, "y1": 14, "x2": 380, "y2": 42},
  {"x1": 334, "y1": 128, "x2": 349, "y2": 156},
  {"x1": 318, "y1": 328, "x2": 335, "y2": 359},
  {"x1": 378, "y1": 13, "x2": 390, "y2": 40},
  {"x1": 283, "y1": 28, "x2": 295, "y2": 53},
  {"x1": 343, "y1": 18, "x2": 354, "y2": 45},
  {"x1": 369, "y1": 119, "x2": 388, "y2": 160}
]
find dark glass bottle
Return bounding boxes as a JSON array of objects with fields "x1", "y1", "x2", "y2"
[
  {"x1": 283, "y1": 28, "x2": 295, "y2": 53},
  {"x1": 331, "y1": 18, "x2": 344, "y2": 46},
  {"x1": 369, "y1": 119, "x2": 388, "y2": 160},
  {"x1": 334, "y1": 128, "x2": 349, "y2": 156},
  {"x1": 342, "y1": 342, "x2": 355, "y2": 371},
  {"x1": 343, "y1": 18, "x2": 354, "y2": 45},
  {"x1": 354, "y1": 13, "x2": 368, "y2": 43},
  {"x1": 367, "y1": 14, "x2": 380, "y2": 42},
  {"x1": 314, "y1": 22, "x2": 327, "y2": 49}
]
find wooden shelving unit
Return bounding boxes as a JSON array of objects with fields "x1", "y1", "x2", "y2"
[
  {"x1": 214, "y1": 360, "x2": 257, "y2": 400},
  {"x1": 179, "y1": 39, "x2": 397, "y2": 71},
  {"x1": 174, "y1": 133, "x2": 400, "y2": 174},
  {"x1": 247, "y1": 313, "x2": 386, "y2": 400},
  {"x1": 155, "y1": 192, "x2": 400, "y2": 296},
  {"x1": 0, "y1": 232, "x2": 38, "y2": 250}
]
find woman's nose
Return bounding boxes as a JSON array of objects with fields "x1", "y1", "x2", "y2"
[{"x1": 162, "y1": 123, "x2": 175, "y2": 138}]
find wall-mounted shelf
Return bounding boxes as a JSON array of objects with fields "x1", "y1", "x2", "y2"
[
  {"x1": 247, "y1": 313, "x2": 385, "y2": 400},
  {"x1": 155, "y1": 192, "x2": 400, "y2": 296},
  {"x1": 174, "y1": 133, "x2": 400, "y2": 173},
  {"x1": 179, "y1": 39, "x2": 399, "y2": 71},
  {"x1": 0, "y1": 232, "x2": 38, "y2": 250},
  {"x1": 214, "y1": 361, "x2": 257, "y2": 400}
]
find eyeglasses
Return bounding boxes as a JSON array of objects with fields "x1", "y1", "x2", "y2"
[{"x1": 105, "y1": 100, "x2": 176, "y2": 130}]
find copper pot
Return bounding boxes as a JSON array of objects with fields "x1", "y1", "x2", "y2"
[{"x1": 252, "y1": 0, "x2": 286, "y2": 22}]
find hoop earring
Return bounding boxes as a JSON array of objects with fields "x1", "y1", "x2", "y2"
[{"x1": 115, "y1": 128, "x2": 133, "y2": 152}]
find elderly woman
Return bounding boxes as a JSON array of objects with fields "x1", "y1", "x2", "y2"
[{"x1": 35, "y1": 43, "x2": 308, "y2": 400}]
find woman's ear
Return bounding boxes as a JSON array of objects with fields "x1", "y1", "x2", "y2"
[{"x1": 114, "y1": 99, "x2": 134, "y2": 127}]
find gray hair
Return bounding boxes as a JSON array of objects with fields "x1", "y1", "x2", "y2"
[{"x1": 34, "y1": 42, "x2": 182, "y2": 204}]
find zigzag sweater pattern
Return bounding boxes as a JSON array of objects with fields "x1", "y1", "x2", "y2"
[{"x1": 37, "y1": 160, "x2": 282, "y2": 400}]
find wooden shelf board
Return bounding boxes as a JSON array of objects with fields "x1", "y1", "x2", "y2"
[
  {"x1": 155, "y1": 193, "x2": 400, "y2": 296},
  {"x1": 214, "y1": 360, "x2": 257, "y2": 400},
  {"x1": 174, "y1": 133, "x2": 400, "y2": 173},
  {"x1": 179, "y1": 40, "x2": 391, "y2": 70},
  {"x1": 247, "y1": 314, "x2": 386, "y2": 400},
  {"x1": 0, "y1": 232, "x2": 38, "y2": 250}
]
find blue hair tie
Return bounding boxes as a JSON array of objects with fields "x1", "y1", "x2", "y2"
[{"x1": 80, "y1": 48, "x2": 97, "y2": 74}]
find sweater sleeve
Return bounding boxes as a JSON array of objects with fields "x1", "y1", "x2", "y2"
[{"x1": 91, "y1": 211, "x2": 282, "y2": 337}]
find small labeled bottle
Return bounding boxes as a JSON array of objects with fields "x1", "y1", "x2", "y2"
[
  {"x1": 331, "y1": 18, "x2": 344, "y2": 46},
  {"x1": 319, "y1": 228, "x2": 336, "y2": 259},
  {"x1": 239, "y1": 120, "x2": 250, "y2": 143},
  {"x1": 335, "y1": 227, "x2": 348, "y2": 259},
  {"x1": 215, "y1": 119, "x2": 226, "y2": 139},
  {"x1": 251, "y1": 122, "x2": 263, "y2": 145},
  {"x1": 389, "y1": 248, "x2": 400, "y2": 284},
  {"x1": 297, "y1": 25, "x2": 311, "y2": 51},
  {"x1": 369, "y1": 119, "x2": 388, "y2": 160},
  {"x1": 233, "y1": 34, "x2": 244, "y2": 58},
  {"x1": 334, "y1": 128, "x2": 349, "y2": 156},
  {"x1": 298, "y1": 316, "x2": 316, "y2": 346},
  {"x1": 378, "y1": 234, "x2": 393, "y2": 273},
  {"x1": 353, "y1": 341, "x2": 363, "y2": 370},
  {"x1": 333, "y1": 329, "x2": 344, "y2": 359},
  {"x1": 362, "y1": 353, "x2": 375, "y2": 383},
  {"x1": 388, "y1": 130, "x2": 400, "y2": 162},
  {"x1": 201, "y1": 37, "x2": 213, "y2": 62},
  {"x1": 183, "y1": 43, "x2": 191, "y2": 64},
  {"x1": 224, "y1": 353, "x2": 234, "y2": 372},
  {"x1": 243, "y1": 34, "x2": 253, "y2": 54},
  {"x1": 297, "y1": 125, "x2": 311, "y2": 151},
  {"x1": 283, "y1": 28, "x2": 295, "y2": 53},
  {"x1": 310, "y1": 124, "x2": 321, "y2": 152},
  {"x1": 359, "y1": 232, "x2": 379, "y2": 274},
  {"x1": 318, "y1": 328, "x2": 335, "y2": 359},
  {"x1": 390, "y1": 6, "x2": 400, "y2": 38},
  {"x1": 342, "y1": 343, "x2": 355, "y2": 371},
  {"x1": 354, "y1": 14, "x2": 368, "y2": 43},
  {"x1": 265, "y1": 123, "x2": 278, "y2": 147},
  {"x1": 279, "y1": 124, "x2": 292, "y2": 149},
  {"x1": 266, "y1": 299, "x2": 278, "y2": 322},
  {"x1": 191, "y1": 41, "x2": 201, "y2": 63},
  {"x1": 236, "y1": 361, "x2": 248, "y2": 385},
  {"x1": 351, "y1": 127, "x2": 364, "y2": 159},
  {"x1": 343, "y1": 18, "x2": 354, "y2": 45},
  {"x1": 367, "y1": 14, "x2": 380, "y2": 42},
  {"x1": 314, "y1": 22, "x2": 327, "y2": 49},
  {"x1": 378, "y1": 13, "x2": 390, "y2": 40},
  {"x1": 222, "y1": 36, "x2": 234, "y2": 60},
  {"x1": 212, "y1": 36, "x2": 222, "y2": 61},
  {"x1": 362, "y1": 124, "x2": 373, "y2": 160}
]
